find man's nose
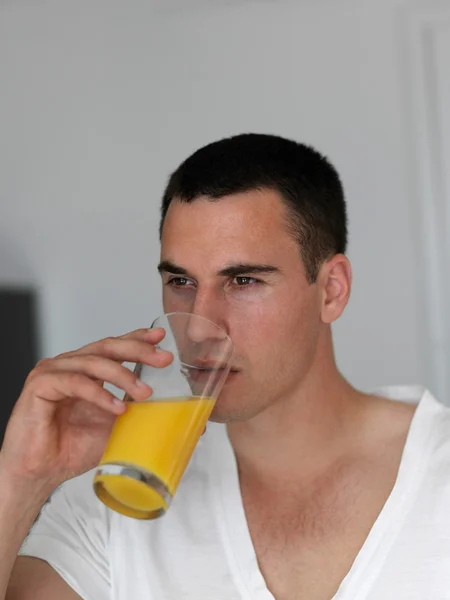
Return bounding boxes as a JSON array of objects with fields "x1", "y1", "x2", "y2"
[
  {"x1": 186, "y1": 316, "x2": 220, "y2": 344},
  {"x1": 187, "y1": 289, "x2": 228, "y2": 343}
]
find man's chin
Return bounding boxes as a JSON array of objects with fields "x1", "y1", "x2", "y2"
[
  {"x1": 208, "y1": 375, "x2": 258, "y2": 422},
  {"x1": 208, "y1": 399, "x2": 236, "y2": 423},
  {"x1": 209, "y1": 399, "x2": 253, "y2": 424}
]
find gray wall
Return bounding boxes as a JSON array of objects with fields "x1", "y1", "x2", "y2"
[{"x1": 0, "y1": 0, "x2": 443, "y2": 397}]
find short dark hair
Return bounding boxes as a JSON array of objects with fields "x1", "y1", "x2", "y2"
[{"x1": 160, "y1": 133, "x2": 348, "y2": 283}]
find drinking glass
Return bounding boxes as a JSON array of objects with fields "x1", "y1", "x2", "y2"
[{"x1": 93, "y1": 312, "x2": 234, "y2": 519}]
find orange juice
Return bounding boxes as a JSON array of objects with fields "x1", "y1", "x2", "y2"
[{"x1": 93, "y1": 396, "x2": 214, "y2": 519}]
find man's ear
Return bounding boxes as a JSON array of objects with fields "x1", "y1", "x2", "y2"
[{"x1": 318, "y1": 254, "x2": 352, "y2": 324}]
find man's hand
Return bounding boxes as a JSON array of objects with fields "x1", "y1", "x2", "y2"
[{"x1": 0, "y1": 327, "x2": 173, "y2": 493}]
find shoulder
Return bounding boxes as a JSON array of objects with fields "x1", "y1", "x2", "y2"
[{"x1": 372, "y1": 385, "x2": 450, "y2": 465}]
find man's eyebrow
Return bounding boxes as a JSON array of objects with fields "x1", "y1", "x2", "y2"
[
  {"x1": 157, "y1": 260, "x2": 190, "y2": 275},
  {"x1": 218, "y1": 264, "x2": 281, "y2": 277},
  {"x1": 157, "y1": 261, "x2": 281, "y2": 278}
]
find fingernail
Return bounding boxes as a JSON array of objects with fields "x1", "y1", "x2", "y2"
[
  {"x1": 136, "y1": 379, "x2": 150, "y2": 389},
  {"x1": 147, "y1": 327, "x2": 165, "y2": 335},
  {"x1": 113, "y1": 399, "x2": 126, "y2": 411}
]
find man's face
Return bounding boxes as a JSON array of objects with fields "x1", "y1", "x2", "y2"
[{"x1": 159, "y1": 189, "x2": 324, "y2": 422}]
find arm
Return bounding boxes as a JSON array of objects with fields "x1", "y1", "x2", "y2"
[
  {"x1": 7, "y1": 559, "x2": 79, "y2": 600},
  {"x1": 0, "y1": 465, "x2": 78, "y2": 600},
  {"x1": 0, "y1": 327, "x2": 171, "y2": 598}
]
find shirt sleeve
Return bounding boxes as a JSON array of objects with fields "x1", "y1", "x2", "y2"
[{"x1": 19, "y1": 469, "x2": 111, "y2": 600}]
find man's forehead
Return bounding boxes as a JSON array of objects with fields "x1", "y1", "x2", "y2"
[
  {"x1": 162, "y1": 189, "x2": 291, "y2": 240},
  {"x1": 159, "y1": 190, "x2": 300, "y2": 275}
]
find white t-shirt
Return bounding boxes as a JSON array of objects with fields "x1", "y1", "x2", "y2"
[{"x1": 20, "y1": 386, "x2": 450, "y2": 599}]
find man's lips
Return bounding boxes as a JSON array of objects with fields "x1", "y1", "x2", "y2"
[
  {"x1": 182, "y1": 359, "x2": 239, "y2": 372},
  {"x1": 181, "y1": 363, "x2": 240, "y2": 385}
]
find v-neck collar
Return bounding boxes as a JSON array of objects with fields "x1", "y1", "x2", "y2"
[{"x1": 208, "y1": 388, "x2": 440, "y2": 600}]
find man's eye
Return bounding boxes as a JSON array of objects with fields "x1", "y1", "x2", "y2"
[
  {"x1": 167, "y1": 277, "x2": 194, "y2": 287},
  {"x1": 232, "y1": 276, "x2": 259, "y2": 286}
]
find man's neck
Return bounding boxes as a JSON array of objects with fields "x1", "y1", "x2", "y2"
[{"x1": 227, "y1": 366, "x2": 371, "y2": 483}]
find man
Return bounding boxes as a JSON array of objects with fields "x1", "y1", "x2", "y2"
[{"x1": 1, "y1": 133, "x2": 449, "y2": 600}]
